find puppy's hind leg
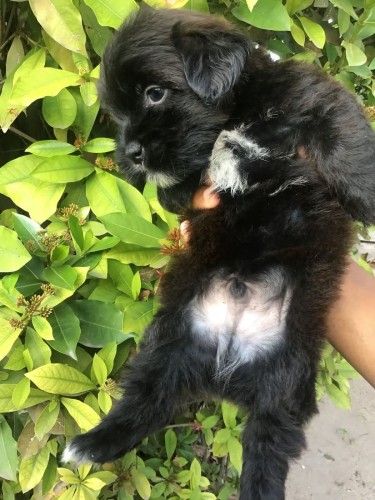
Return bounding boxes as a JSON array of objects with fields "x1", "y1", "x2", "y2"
[
  {"x1": 63, "y1": 330, "x2": 186, "y2": 465},
  {"x1": 240, "y1": 408, "x2": 306, "y2": 500}
]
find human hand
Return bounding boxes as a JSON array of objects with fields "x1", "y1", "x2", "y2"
[{"x1": 180, "y1": 182, "x2": 220, "y2": 244}]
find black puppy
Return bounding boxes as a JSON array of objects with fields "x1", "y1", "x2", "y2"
[{"x1": 64, "y1": 8, "x2": 375, "y2": 499}]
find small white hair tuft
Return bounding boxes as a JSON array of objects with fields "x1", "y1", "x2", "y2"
[{"x1": 208, "y1": 128, "x2": 269, "y2": 196}]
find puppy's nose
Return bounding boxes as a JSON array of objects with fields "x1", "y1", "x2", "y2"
[{"x1": 125, "y1": 141, "x2": 144, "y2": 164}]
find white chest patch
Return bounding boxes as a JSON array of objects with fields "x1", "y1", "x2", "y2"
[
  {"x1": 189, "y1": 268, "x2": 290, "y2": 374},
  {"x1": 208, "y1": 127, "x2": 270, "y2": 196}
]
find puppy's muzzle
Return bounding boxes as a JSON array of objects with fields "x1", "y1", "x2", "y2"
[{"x1": 124, "y1": 140, "x2": 145, "y2": 165}]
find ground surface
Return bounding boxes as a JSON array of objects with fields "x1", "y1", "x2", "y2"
[{"x1": 286, "y1": 377, "x2": 375, "y2": 499}]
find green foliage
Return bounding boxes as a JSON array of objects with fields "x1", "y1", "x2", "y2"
[{"x1": 0, "y1": 0, "x2": 373, "y2": 497}]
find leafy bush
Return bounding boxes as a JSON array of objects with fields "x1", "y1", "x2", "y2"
[{"x1": 0, "y1": 0, "x2": 372, "y2": 498}]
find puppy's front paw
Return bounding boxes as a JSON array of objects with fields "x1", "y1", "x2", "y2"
[
  {"x1": 63, "y1": 426, "x2": 127, "y2": 465},
  {"x1": 208, "y1": 128, "x2": 269, "y2": 196}
]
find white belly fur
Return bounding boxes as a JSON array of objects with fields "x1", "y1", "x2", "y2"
[{"x1": 189, "y1": 268, "x2": 291, "y2": 374}]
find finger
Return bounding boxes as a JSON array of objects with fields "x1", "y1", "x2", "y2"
[
  {"x1": 192, "y1": 185, "x2": 220, "y2": 209},
  {"x1": 180, "y1": 220, "x2": 190, "y2": 245}
]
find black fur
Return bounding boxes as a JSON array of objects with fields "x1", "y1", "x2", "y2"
[{"x1": 64, "y1": 8, "x2": 375, "y2": 499}]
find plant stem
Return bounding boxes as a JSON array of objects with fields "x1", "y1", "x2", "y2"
[{"x1": 9, "y1": 126, "x2": 36, "y2": 143}]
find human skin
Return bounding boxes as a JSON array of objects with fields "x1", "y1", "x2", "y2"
[{"x1": 180, "y1": 185, "x2": 375, "y2": 389}]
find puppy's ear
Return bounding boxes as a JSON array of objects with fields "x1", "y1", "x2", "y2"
[{"x1": 172, "y1": 20, "x2": 250, "y2": 102}]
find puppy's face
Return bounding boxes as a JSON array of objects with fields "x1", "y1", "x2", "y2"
[{"x1": 100, "y1": 8, "x2": 250, "y2": 188}]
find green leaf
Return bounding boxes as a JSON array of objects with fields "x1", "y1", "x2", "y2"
[
  {"x1": 44, "y1": 265, "x2": 78, "y2": 291},
  {"x1": 285, "y1": 0, "x2": 314, "y2": 16},
  {"x1": 131, "y1": 272, "x2": 141, "y2": 300},
  {"x1": 2, "y1": 481, "x2": 15, "y2": 500},
  {"x1": 84, "y1": 0, "x2": 139, "y2": 29},
  {"x1": 0, "y1": 49, "x2": 46, "y2": 132},
  {"x1": 148, "y1": 197, "x2": 177, "y2": 230},
  {"x1": 131, "y1": 468, "x2": 151, "y2": 500},
  {"x1": 82, "y1": 477, "x2": 106, "y2": 490},
  {"x1": 61, "y1": 397, "x2": 100, "y2": 431},
  {"x1": 51, "y1": 245, "x2": 70, "y2": 264},
  {"x1": 32, "y1": 156, "x2": 95, "y2": 183},
  {"x1": 151, "y1": 482, "x2": 167, "y2": 497},
  {"x1": 71, "y1": 300, "x2": 132, "y2": 347},
  {"x1": 80, "y1": 2, "x2": 112, "y2": 57},
  {"x1": 202, "y1": 415, "x2": 220, "y2": 429},
  {"x1": 100, "y1": 213, "x2": 165, "y2": 248},
  {"x1": 330, "y1": 0, "x2": 358, "y2": 20},
  {"x1": 116, "y1": 177, "x2": 152, "y2": 221},
  {"x1": 4, "y1": 178, "x2": 65, "y2": 224},
  {"x1": 221, "y1": 401, "x2": 238, "y2": 429},
  {"x1": 0, "y1": 415, "x2": 18, "y2": 481},
  {"x1": 12, "y1": 213, "x2": 45, "y2": 253},
  {"x1": 86, "y1": 170, "x2": 126, "y2": 217},
  {"x1": 25, "y1": 327, "x2": 52, "y2": 368},
  {"x1": 108, "y1": 260, "x2": 134, "y2": 297},
  {"x1": 82, "y1": 138, "x2": 116, "y2": 153},
  {"x1": 165, "y1": 429, "x2": 177, "y2": 460},
  {"x1": 298, "y1": 16, "x2": 326, "y2": 49},
  {"x1": 246, "y1": 0, "x2": 259, "y2": 11},
  {"x1": 32, "y1": 316, "x2": 54, "y2": 341},
  {"x1": 92, "y1": 353, "x2": 108, "y2": 385},
  {"x1": 26, "y1": 140, "x2": 76, "y2": 157},
  {"x1": 190, "y1": 458, "x2": 201, "y2": 490},
  {"x1": 35, "y1": 401, "x2": 61, "y2": 440},
  {"x1": 98, "y1": 389, "x2": 112, "y2": 413},
  {"x1": 42, "y1": 89, "x2": 77, "y2": 129},
  {"x1": 29, "y1": 0, "x2": 87, "y2": 56},
  {"x1": 19, "y1": 447, "x2": 50, "y2": 493},
  {"x1": 0, "y1": 316, "x2": 22, "y2": 362},
  {"x1": 342, "y1": 41, "x2": 367, "y2": 66},
  {"x1": 88, "y1": 236, "x2": 120, "y2": 253},
  {"x1": 106, "y1": 242, "x2": 161, "y2": 267},
  {"x1": 0, "y1": 226, "x2": 31, "y2": 272},
  {"x1": 68, "y1": 214, "x2": 84, "y2": 251},
  {"x1": 123, "y1": 300, "x2": 154, "y2": 336},
  {"x1": 47, "y1": 303, "x2": 81, "y2": 359},
  {"x1": 228, "y1": 436, "x2": 243, "y2": 473},
  {"x1": 97, "y1": 341, "x2": 117, "y2": 374},
  {"x1": 58, "y1": 467, "x2": 80, "y2": 484},
  {"x1": 0, "y1": 279, "x2": 22, "y2": 310},
  {"x1": 4, "y1": 345, "x2": 26, "y2": 371},
  {"x1": 12, "y1": 377, "x2": 31, "y2": 408},
  {"x1": 232, "y1": 0, "x2": 291, "y2": 31},
  {"x1": 214, "y1": 428, "x2": 231, "y2": 444},
  {"x1": 9, "y1": 68, "x2": 81, "y2": 107},
  {"x1": 80, "y1": 81, "x2": 98, "y2": 106},
  {"x1": 338, "y1": 9, "x2": 350, "y2": 37},
  {"x1": 0, "y1": 384, "x2": 50, "y2": 413},
  {"x1": 0, "y1": 154, "x2": 42, "y2": 186},
  {"x1": 25, "y1": 363, "x2": 95, "y2": 395},
  {"x1": 291, "y1": 21, "x2": 305, "y2": 47},
  {"x1": 71, "y1": 87, "x2": 100, "y2": 139},
  {"x1": 6, "y1": 36, "x2": 24, "y2": 76},
  {"x1": 42, "y1": 29, "x2": 76, "y2": 72},
  {"x1": 326, "y1": 382, "x2": 351, "y2": 410}
]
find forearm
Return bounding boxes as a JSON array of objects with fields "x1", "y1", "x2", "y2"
[{"x1": 326, "y1": 261, "x2": 375, "y2": 388}]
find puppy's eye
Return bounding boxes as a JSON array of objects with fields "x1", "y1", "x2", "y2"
[{"x1": 145, "y1": 86, "x2": 167, "y2": 105}]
